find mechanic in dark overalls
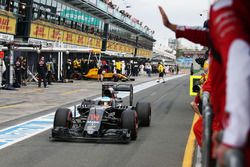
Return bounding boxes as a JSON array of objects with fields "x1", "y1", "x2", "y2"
[
  {"x1": 21, "y1": 57, "x2": 28, "y2": 86},
  {"x1": 65, "y1": 59, "x2": 73, "y2": 79},
  {"x1": 37, "y1": 56, "x2": 47, "y2": 88},
  {"x1": 14, "y1": 57, "x2": 22, "y2": 87}
]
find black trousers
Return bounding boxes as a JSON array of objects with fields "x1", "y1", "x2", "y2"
[
  {"x1": 47, "y1": 71, "x2": 52, "y2": 85},
  {"x1": 38, "y1": 73, "x2": 46, "y2": 88},
  {"x1": 116, "y1": 69, "x2": 121, "y2": 74},
  {"x1": 66, "y1": 70, "x2": 72, "y2": 79},
  {"x1": 15, "y1": 70, "x2": 22, "y2": 86}
]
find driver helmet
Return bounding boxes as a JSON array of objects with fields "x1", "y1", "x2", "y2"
[
  {"x1": 100, "y1": 96, "x2": 111, "y2": 106},
  {"x1": 103, "y1": 87, "x2": 115, "y2": 98}
]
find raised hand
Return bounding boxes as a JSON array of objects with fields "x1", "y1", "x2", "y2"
[{"x1": 158, "y1": 6, "x2": 177, "y2": 32}]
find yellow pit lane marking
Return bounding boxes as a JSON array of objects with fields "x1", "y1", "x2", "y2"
[
  {"x1": 21, "y1": 88, "x2": 43, "y2": 94},
  {"x1": 0, "y1": 104, "x2": 22, "y2": 109},
  {"x1": 182, "y1": 114, "x2": 199, "y2": 167},
  {"x1": 61, "y1": 90, "x2": 81, "y2": 95}
]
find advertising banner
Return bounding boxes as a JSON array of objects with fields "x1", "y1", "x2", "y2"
[
  {"x1": 61, "y1": 10, "x2": 100, "y2": 26},
  {"x1": 63, "y1": 31, "x2": 73, "y2": 44},
  {"x1": 30, "y1": 23, "x2": 49, "y2": 39},
  {"x1": 0, "y1": 15, "x2": 16, "y2": 35},
  {"x1": 137, "y1": 48, "x2": 152, "y2": 58},
  {"x1": 30, "y1": 22, "x2": 102, "y2": 49},
  {"x1": 78, "y1": 34, "x2": 85, "y2": 47},
  {"x1": 107, "y1": 40, "x2": 136, "y2": 55},
  {"x1": 0, "y1": 32, "x2": 14, "y2": 41},
  {"x1": 48, "y1": 28, "x2": 63, "y2": 41}
]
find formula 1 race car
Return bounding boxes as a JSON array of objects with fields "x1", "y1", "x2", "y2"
[
  {"x1": 51, "y1": 83, "x2": 151, "y2": 143},
  {"x1": 83, "y1": 68, "x2": 135, "y2": 82}
]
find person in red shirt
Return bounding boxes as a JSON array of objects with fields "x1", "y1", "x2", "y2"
[
  {"x1": 158, "y1": 6, "x2": 220, "y2": 148},
  {"x1": 208, "y1": 0, "x2": 250, "y2": 166},
  {"x1": 159, "y1": 0, "x2": 250, "y2": 165}
]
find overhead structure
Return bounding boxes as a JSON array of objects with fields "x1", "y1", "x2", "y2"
[
  {"x1": 63, "y1": 0, "x2": 154, "y2": 41},
  {"x1": 152, "y1": 43, "x2": 176, "y2": 65},
  {"x1": 0, "y1": 0, "x2": 156, "y2": 85},
  {"x1": 0, "y1": 45, "x2": 101, "y2": 54}
]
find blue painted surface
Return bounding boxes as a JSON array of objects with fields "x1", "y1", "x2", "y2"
[
  {"x1": 0, "y1": 142, "x2": 8, "y2": 146},
  {"x1": 0, "y1": 113, "x2": 55, "y2": 149}
]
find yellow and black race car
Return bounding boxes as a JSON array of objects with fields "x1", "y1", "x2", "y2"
[{"x1": 83, "y1": 68, "x2": 135, "y2": 82}]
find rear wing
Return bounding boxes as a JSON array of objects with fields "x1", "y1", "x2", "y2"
[
  {"x1": 114, "y1": 84, "x2": 133, "y2": 106},
  {"x1": 102, "y1": 83, "x2": 133, "y2": 106},
  {"x1": 114, "y1": 84, "x2": 133, "y2": 92}
]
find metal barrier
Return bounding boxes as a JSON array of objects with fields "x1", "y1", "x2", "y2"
[
  {"x1": 201, "y1": 91, "x2": 244, "y2": 167},
  {"x1": 202, "y1": 92, "x2": 210, "y2": 111},
  {"x1": 201, "y1": 91, "x2": 213, "y2": 167},
  {"x1": 223, "y1": 149, "x2": 244, "y2": 167},
  {"x1": 215, "y1": 131, "x2": 244, "y2": 167},
  {"x1": 202, "y1": 105, "x2": 213, "y2": 167}
]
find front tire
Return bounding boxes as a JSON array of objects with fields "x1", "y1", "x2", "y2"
[
  {"x1": 121, "y1": 110, "x2": 138, "y2": 140},
  {"x1": 54, "y1": 108, "x2": 72, "y2": 128}
]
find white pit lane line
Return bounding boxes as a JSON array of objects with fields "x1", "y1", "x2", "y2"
[{"x1": 0, "y1": 74, "x2": 187, "y2": 150}]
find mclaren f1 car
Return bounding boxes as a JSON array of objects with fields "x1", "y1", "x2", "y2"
[{"x1": 51, "y1": 83, "x2": 151, "y2": 143}]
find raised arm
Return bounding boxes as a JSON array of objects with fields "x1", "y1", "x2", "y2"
[
  {"x1": 158, "y1": 6, "x2": 177, "y2": 32},
  {"x1": 158, "y1": 6, "x2": 209, "y2": 47}
]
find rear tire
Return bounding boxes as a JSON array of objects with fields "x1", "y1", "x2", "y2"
[
  {"x1": 54, "y1": 108, "x2": 72, "y2": 128},
  {"x1": 121, "y1": 110, "x2": 138, "y2": 140},
  {"x1": 136, "y1": 102, "x2": 151, "y2": 127}
]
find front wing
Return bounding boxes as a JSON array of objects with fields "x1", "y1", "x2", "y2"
[{"x1": 50, "y1": 127, "x2": 131, "y2": 144}]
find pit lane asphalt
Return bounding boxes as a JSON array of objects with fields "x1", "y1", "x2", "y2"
[{"x1": 0, "y1": 76, "x2": 194, "y2": 167}]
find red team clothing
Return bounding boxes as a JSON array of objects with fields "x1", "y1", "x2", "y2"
[
  {"x1": 175, "y1": 25, "x2": 221, "y2": 147},
  {"x1": 209, "y1": 0, "x2": 250, "y2": 165},
  {"x1": 194, "y1": 117, "x2": 203, "y2": 146},
  {"x1": 175, "y1": 0, "x2": 250, "y2": 163}
]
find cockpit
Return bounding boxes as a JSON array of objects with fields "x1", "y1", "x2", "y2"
[{"x1": 99, "y1": 96, "x2": 112, "y2": 106}]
